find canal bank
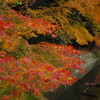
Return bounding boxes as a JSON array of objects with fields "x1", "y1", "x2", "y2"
[{"x1": 45, "y1": 50, "x2": 100, "y2": 100}]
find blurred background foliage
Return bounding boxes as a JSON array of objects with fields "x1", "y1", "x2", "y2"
[{"x1": 5, "y1": 0, "x2": 99, "y2": 46}]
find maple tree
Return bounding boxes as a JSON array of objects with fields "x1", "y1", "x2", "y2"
[
  {"x1": 26, "y1": 0, "x2": 100, "y2": 46},
  {"x1": 0, "y1": 42, "x2": 85, "y2": 99},
  {"x1": 0, "y1": 1, "x2": 60, "y2": 52}
]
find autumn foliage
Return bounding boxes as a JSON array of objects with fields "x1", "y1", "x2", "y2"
[
  {"x1": 0, "y1": 0, "x2": 99, "y2": 100},
  {"x1": 0, "y1": 12, "x2": 85, "y2": 98},
  {"x1": 0, "y1": 45, "x2": 85, "y2": 99},
  {"x1": 0, "y1": 4, "x2": 60, "y2": 52},
  {"x1": 26, "y1": 0, "x2": 100, "y2": 46}
]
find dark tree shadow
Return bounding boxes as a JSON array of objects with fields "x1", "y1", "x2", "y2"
[{"x1": 27, "y1": 34, "x2": 63, "y2": 45}]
